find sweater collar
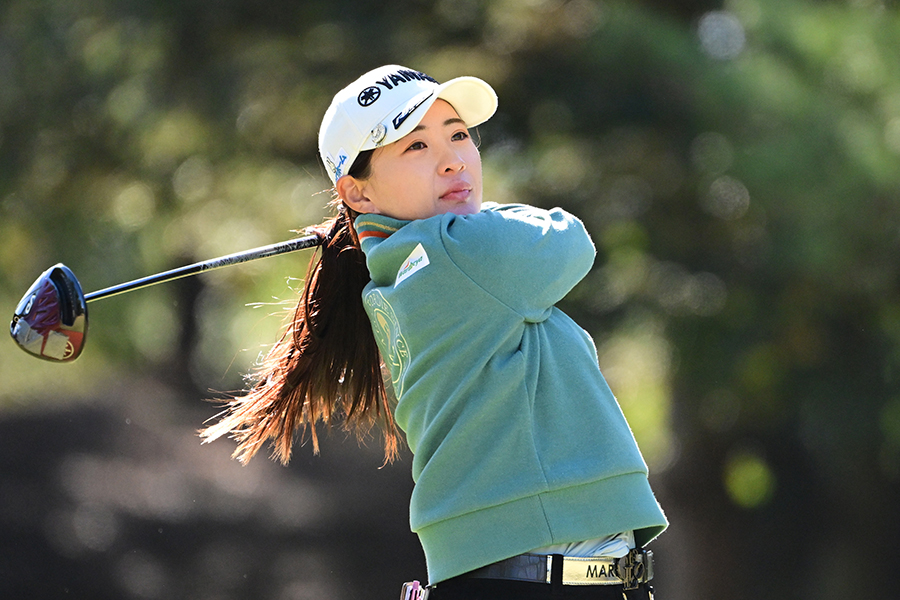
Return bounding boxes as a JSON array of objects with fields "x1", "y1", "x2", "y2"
[{"x1": 355, "y1": 213, "x2": 411, "y2": 252}]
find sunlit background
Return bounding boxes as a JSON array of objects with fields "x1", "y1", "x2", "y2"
[{"x1": 2, "y1": 0, "x2": 900, "y2": 598}]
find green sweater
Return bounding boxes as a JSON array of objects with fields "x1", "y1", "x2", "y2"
[{"x1": 356, "y1": 203, "x2": 667, "y2": 584}]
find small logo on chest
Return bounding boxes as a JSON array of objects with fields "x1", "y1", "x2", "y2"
[{"x1": 395, "y1": 243, "x2": 430, "y2": 287}]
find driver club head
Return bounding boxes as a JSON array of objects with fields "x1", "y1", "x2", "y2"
[{"x1": 10, "y1": 264, "x2": 88, "y2": 362}]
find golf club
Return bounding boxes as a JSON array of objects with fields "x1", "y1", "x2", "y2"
[{"x1": 9, "y1": 234, "x2": 321, "y2": 363}]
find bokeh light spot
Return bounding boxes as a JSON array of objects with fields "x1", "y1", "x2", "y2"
[
  {"x1": 113, "y1": 182, "x2": 156, "y2": 230},
  {"x1": 724, "y1": 449, "x2": 776, "y2": 508},
  {"x1": 172, "y1": 156, "x2": 214, "y2": 203},
  {"x1": 702, "y1": 175, "x2": 750, "y2": 221},
  {"x1": 107, "y1": 79, "x2": 148, "y2": 125},
  {"x1": 598, "y1": 321, "x2": 676, "y2": 471},
  {"x1": 698, "y1": 11, "x2": 746, "y2": 60}
]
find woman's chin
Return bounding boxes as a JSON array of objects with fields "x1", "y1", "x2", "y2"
[{"x1": 446, "y1": 201, "x2": 482, "y2": 216}]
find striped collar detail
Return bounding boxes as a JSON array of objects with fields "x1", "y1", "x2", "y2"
[
  {"x1": 358, "y1": 228, "x2": 392, "y2": 242},
  {"x1": 355, "y1": 214, "x2": 409, "y2": 250}
]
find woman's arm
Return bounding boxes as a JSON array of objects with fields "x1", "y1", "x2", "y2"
[{"x1": 439, "y1": 203, "x2": 595, "y2": 321}]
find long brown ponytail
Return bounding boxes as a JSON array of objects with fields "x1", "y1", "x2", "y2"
[{"x1": 201, "y1": 196, "x2": 399, "y2": 465}]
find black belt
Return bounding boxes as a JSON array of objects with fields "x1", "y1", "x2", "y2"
[{"x1": 462, "y1": 548, "x2": 653, "y2": 590}]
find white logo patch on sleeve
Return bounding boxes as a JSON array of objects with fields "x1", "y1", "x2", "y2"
[{"x1": 395, "y1": 243, "x2": 430, "y2": 287}]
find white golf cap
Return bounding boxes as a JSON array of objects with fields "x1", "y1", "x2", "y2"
[{"x1": 318, "y1": 64, "x2": 498, "y2": 183}]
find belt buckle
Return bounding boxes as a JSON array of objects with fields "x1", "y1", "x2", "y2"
[{"x1": 616, "y1": 549, "x2": 651, "y2": 591}]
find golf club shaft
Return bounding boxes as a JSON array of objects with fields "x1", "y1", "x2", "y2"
[{"x1": 85, "y1": 234, "x2": 321, "y2": 303}]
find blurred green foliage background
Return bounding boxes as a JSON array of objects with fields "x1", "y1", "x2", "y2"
[{"x1": 2, "y1": 0, "x2": 900, "y2": 598}]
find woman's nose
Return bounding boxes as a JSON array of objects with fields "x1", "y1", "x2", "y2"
[{"x1": 440, "y1": 147, "x2": 466, "y2": 173}]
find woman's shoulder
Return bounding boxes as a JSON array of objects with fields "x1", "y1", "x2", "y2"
[{"x1": 441, "y1": 202, "x2": 587, "y2": 237}]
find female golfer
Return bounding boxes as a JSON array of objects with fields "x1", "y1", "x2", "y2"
[{"x1": 203, "y1": 64, "x2": 667, "y2": 599}]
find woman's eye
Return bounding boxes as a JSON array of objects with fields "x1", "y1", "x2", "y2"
[
  {"x1": 452, "y1": 131, "x2": 469, "y2": 141},
  {"x1": 406, "y1": 141, "x2": 426, "y2": 151}
]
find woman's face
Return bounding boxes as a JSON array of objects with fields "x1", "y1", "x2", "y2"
[{"x1": 339, "y1": 99, "x2": 483, "y2": 221}]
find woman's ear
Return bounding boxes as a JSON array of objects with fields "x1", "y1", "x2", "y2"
[{"x1": 336, "y1": 176, "x2": 378, "y2": 215}]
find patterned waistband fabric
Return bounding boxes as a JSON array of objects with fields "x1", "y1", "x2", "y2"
[{"x1": 530, "y1": 530, "x2": 634, "y2": 558}]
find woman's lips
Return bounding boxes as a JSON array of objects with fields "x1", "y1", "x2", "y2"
[{"x1": 440, "y1": 186, "x2": 472, "y2": 202}]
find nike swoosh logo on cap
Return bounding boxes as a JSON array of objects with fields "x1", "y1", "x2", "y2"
[{"x1": 392, "y1": 92, "x2": 434, "y2": 130}]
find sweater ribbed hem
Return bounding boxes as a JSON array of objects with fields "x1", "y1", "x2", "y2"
[{"x1": 416, "y1": 472, "x2": 667, "y2": 585}]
